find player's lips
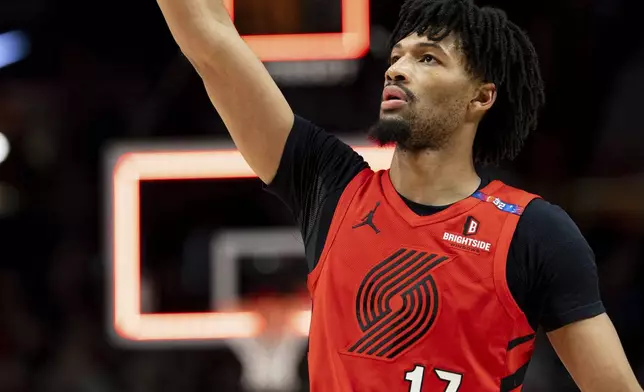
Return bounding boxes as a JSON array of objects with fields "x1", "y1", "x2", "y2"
[{"x1": 381, "y1": 85, "x2": 410, "y2": 110}]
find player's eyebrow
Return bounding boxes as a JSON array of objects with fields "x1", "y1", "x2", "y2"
[{"x1": 392, "y1": 41, "x2": 449, "y2": 57}]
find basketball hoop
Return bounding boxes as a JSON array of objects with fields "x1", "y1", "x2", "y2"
[{"x1": 226, "y1": 296, "x2": 309, "y2": 392}]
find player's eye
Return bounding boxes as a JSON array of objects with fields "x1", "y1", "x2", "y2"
[
  {"x1": 421, "y1": 54, "x2": 436, "y2": 64},
  {"x1": 389, "y1": 56, "x2": 400, "y2": 65}
]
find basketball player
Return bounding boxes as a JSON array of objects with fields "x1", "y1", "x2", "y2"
[{"x1": 156, "y1": 0, "x2": 643, "y2": 390}]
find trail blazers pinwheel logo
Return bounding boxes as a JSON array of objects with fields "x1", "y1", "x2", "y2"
[{"x1": 346, "y1": 248, "x2": 447, "y2": 360}]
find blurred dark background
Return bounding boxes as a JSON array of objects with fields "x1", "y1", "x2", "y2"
[{"x1": 0, "y1": 0, "x2": 643, "y2": 390}]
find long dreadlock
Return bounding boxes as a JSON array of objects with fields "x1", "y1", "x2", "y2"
[{"x1": 390, "y1": 0, "x2": 546, "y2": 165}]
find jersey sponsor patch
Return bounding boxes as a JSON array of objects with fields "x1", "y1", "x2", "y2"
[
  {"x1": 442, "y1": 232, "x2": 492, "y2": 253},
  {"x1": 463, "y1": 216, "x2": 479, "y2": 236},
  {"x1": 471, "y1": 191, "x2": 524, "y2": 215}
]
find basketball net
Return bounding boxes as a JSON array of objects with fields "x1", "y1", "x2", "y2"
[{"x1": 226, "y1": 296, "x2": 309, "y2": 392}]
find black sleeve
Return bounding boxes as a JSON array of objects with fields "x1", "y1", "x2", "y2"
[
  {"x1": 507, "y1": 198, "x2": 606, "y2": 332},
  {"x1": 264, "y1": 115, "x2": 369, "y2": 269}
]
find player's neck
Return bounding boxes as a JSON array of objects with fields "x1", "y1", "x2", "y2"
[{"x1": 389, "y1": 144, "x2": 480, "y2": 207}]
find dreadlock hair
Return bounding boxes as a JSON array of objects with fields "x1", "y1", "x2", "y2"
[{"x1": 390, "y1": 0, "x2": 545, "y2": 165}]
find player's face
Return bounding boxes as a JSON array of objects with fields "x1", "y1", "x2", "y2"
[{"x1": 368, "y1": 33, "x2": 477, "y2": 151}]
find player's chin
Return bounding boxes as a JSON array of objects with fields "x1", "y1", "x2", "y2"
[
  {"x1": 367, "y1": 116, "x2": 412, "y2": 147},
  {"x1": 379, "y1": 108, "x2": 408, "y2": 121},
  {"x1": 376, "y1": 112, "x2": 410, "y2": 128}
]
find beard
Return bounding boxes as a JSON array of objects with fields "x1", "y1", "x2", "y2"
[
  {"x1": 367, "y1": 106, "x2": 458, "y2": 152},
  {"x1": 367, "y1": 117, "x2": 412, "y2": 148}
]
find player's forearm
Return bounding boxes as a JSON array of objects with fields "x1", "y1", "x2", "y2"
[
  {"x1": 155, "y1": 0, "x2": 294, "y2": 184},
  {"x1": 156, "y1": 0, "x2": 235, "y2": 65}
]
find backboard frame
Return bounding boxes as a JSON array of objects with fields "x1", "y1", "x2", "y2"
[{"x1": 104, "y1": 138, "x2": 394, "y2": 347}]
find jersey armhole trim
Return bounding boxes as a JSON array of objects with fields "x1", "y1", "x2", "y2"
[
  {"x1": 492, "y1": 190, "x2": 539, "y2": 333},
  {"x1": 307, "y1": 168, "x2": 373, "y2": 293}
]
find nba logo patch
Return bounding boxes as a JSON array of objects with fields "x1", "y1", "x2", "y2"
[{"x1": 463, "y1": 216, "x2": 480, "y2": 236}]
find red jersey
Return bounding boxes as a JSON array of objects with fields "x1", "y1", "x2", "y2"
[{"x1": 307, "y1": 169, "x2": 540, "y2": 392}]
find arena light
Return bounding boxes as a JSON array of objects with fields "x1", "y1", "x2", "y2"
[
  {"x1": 222, "y1": 0, "x2": 370, "y2": 62},
  {"x1": 0, "y1": 133, "x2": 10, "y2": 164},
  {"x1": 0, "y1": 30, "x2": 29, "y2": 69},
  {"x1": 112, "y1": 145, "x2": 394, "y2": 342}
]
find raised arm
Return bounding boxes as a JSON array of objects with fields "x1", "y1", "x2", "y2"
[{"x1": 156, "y1": 0, "x2": 294, "y2": 183}]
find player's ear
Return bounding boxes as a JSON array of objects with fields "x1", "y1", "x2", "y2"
[{"x1": 470, "y1": 82, "x2": 496, "y2": 115}]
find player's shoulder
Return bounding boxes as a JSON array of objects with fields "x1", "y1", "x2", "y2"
[
  {"x1": 290, "y1": 115, "x2": 370, "y2": 164},
  {"x1": 489, "y1": 180, "x2": 541, "y2": 206},
  {"x1": 517, "y1": 194, "x2": 587, "y2": 248},
  {"x1": 494, "y1": 180, "x2": 585, "y2": 243},
  {"x1": 522, "y1": 198, "x2": 581, "y2": 234}
]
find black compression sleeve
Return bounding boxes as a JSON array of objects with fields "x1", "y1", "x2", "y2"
[
  {"x1": 264, "y1": 115, "x2": 368, "y2": 269},
  {"x1": 507, "y1": 199, "x2": 606, "y2": 332}
]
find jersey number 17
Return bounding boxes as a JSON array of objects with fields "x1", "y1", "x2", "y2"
[{"x1": 405, "y1": 365, "x2": 462, "y2": 392}]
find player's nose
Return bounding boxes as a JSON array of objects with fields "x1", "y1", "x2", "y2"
[{"x1": 385, "y1": 61, "x2": 410, "y2": 83}]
